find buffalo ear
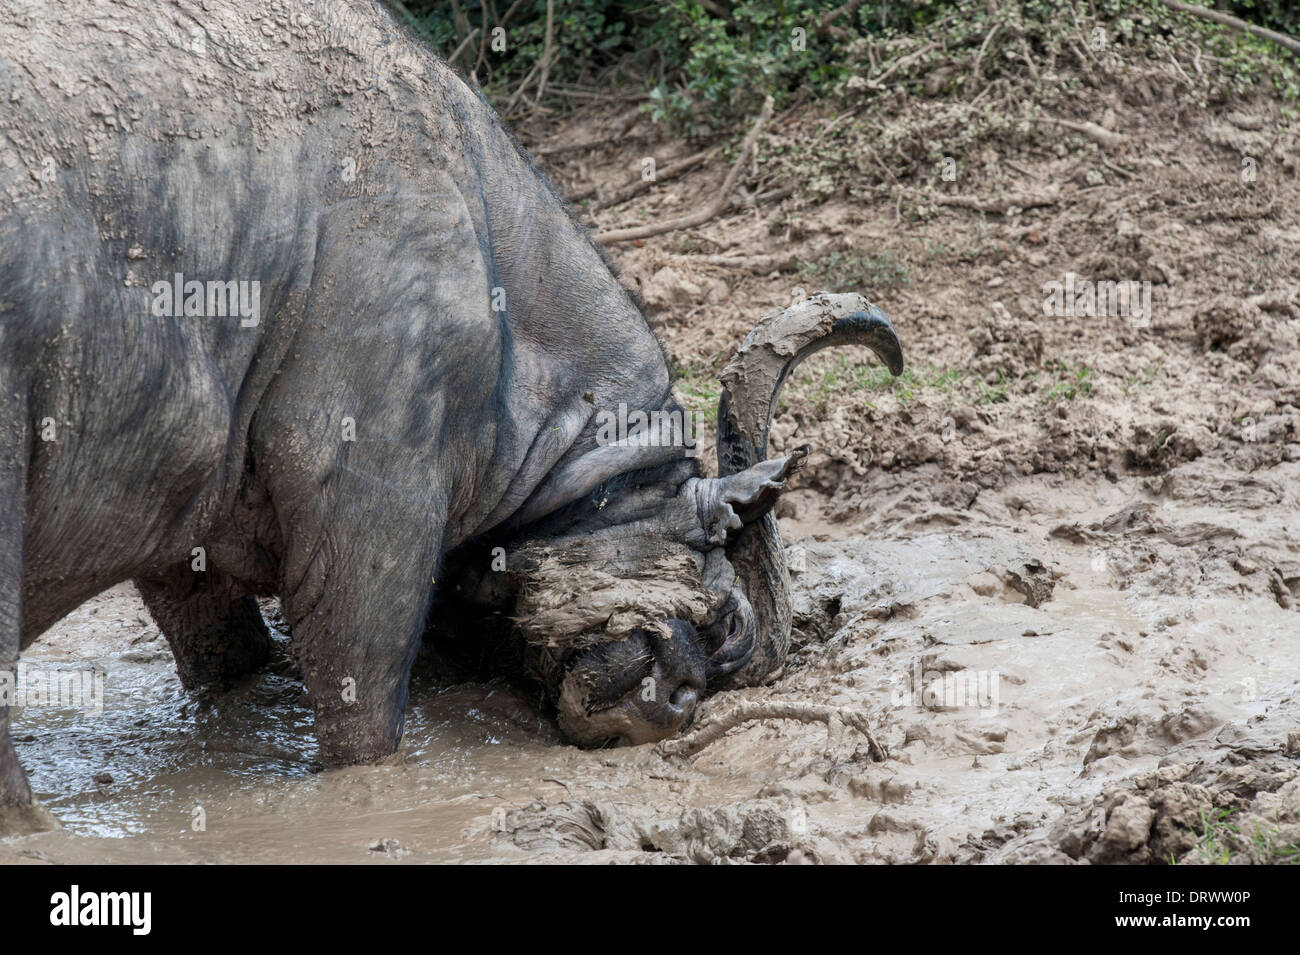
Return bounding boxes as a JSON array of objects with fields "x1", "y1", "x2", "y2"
[{"x1": 697, "y1": 446, "x2": 809, "y2": 546}]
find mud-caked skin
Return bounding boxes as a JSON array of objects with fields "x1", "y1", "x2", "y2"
[{"x1": 0, "y1": 0, "x2": 902, "y2": 817}]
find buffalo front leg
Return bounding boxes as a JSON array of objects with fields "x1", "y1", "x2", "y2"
[
  {"x1": 285, "y1": 554, "x2": 438, "y2": 765},
  {"x1": 278, "y1": 493, "x2": 444, "y2": 766},
  {"x1": 135, "y1": 568, "x2": 271, "y2": 689}
]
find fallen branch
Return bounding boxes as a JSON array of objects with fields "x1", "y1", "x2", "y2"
[
  {"x1": 591, "y1": 147, "x2": 719, "y2": 211},
  {"x1": 1037, "y1": 116, "x2": 1127, "y2": 149},
  {"x1": 967, "y1": 22, "x2": 1002, "y2": 93},
  {"x1": 546, "y1": 87, "x2": 650, "y2": 104},
  {"x1": 1101, "y1": 156, "x2": 1135, "y2": 179},
  {"x1": 542, "y1": 138, "x2": 617, "y2": 159},
  {"x1": 932, "y1": 184, "x2": 1060, "y2": 214},
  {"x1": 533, "y1": 0, "x2": 556, "y2": 106},
  {"x1": 503, "y1": 58, "x2": 542, "y2": 114},
  {"x1": 726, "y1": 184, "x2": 795, "y2": 210},
  {"x1": 565, "y1": 182, "x2": 598, "y2": 202},
  {"x1": 656, "y1": 701, "x2": 888, "y2": 761},
  {"x1": 820, "y1": 0, "x2": 867, "y2": 31},
  {"x1": 1224, "y1": 111, "x2": 1266, "y2": 131},
  {"x1": 595, "y1": 96, "x2": 774, "y2": 244},
  {"x1": 666, "y1": 249, "x2": 803, "y2": 273},
  {"x1": 1017, "y1": 37, "x2": 1041, "y2": 83},
  {"x1": 863, "y1": 41, "x2": 939, "y2": 91},
  {"x1": 1160, "y1": 0, "x2": 1300, "y2": 58},
  {"x1": 537, "y1": 111, "x2": 644, "y2": 158},
  {"x1": 448, "y1": 27, "x2": 480, "y2": 68},
  {"x1": 1065, "y1": 37, "x2": 1100, "y2": 87}
]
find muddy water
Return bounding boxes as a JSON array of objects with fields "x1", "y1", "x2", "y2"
[
  {"x1": 3, "y1": 463, "x2": 1297, "y2": 863},
  {"x1": 5, "y1": 590, "x2": 764, "y2": 863}
]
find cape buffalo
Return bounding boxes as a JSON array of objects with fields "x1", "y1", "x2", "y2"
[{"x1": 0, "y1": 0, "x2": 901, "y2": 828}]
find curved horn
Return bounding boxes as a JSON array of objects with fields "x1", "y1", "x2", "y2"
[
  {"x1": 717, "y1": 292, "x2": 904, "y2": 475},
  {"x1": 712, "y1": 293, "x2": 903, "y2": 686}
]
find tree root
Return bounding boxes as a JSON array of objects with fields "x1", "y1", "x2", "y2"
[{"x1": 656, "y1": 701, "x2": 889, "y2": 762}]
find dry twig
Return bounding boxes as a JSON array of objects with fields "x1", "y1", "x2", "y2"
[
  {"x1": 820, "y1": 0, "x2": 867, "y2": 31},
  {"x1": 666, "y1": 249, "x2": 803, "y2": 272},
  {"x1": 864, "y1": 41, "x2": 939, "y2": 91},
  {"x1": 537, "y1": 111, "x2": 644, "y2": 158},
  {"x1": 967, "y1": 23, "x2": 1002, "y2": 93},
  {"x1": 933, "y1": 184, "x2": 1060, "y2": 213},
  {"x1": 448, "y1": 28, "x2": 480, "y2": 67},
  {"x1": 533, "y1": 0, "x2": 556, "y2": 106},
  {"x1": 591, "y1": 147, "x2": 719, "y2": 211},
  {"x1": 656, "y1": 701, "x2": 888, "y2": 762}
]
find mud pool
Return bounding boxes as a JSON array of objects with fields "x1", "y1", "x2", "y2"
[{"x1": 4, "y1": 462, "x2": 1296, "y2": 864}]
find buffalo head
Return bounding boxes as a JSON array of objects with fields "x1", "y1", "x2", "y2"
[{"x1": 449, "y1": 293, "x2": 903, "y2": 746}]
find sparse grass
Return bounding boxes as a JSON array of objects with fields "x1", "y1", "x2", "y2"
[
  {"x1": 1041, "y1": 363, "x2": 1094, "y2": 404},
  {"x1": 1248, "y1": 821, "x2": 1300, "y2": 867},
  {"x1": 676, "y1": 353, "x2": 963, "y2": 421},
  {"x1": 677, "y1": 351, "x2": 1104, "y2": 424},
  {"x1": 670, "y1": 356, "x2": 722, "y2": 427},
  {"x1": 1250, "y1": 822, "x2": 1300, "y2": 864},
  {"x1": 1123, "y1": 361, "x2": 1164, "y2": 396},
  {"x1": 789, "y1": 358, "x2": 996, "y2": 408},
  {"x1": 1193, "y1": 807, "x2": 1239, "y2": 865},
  {"x1": 1168, "y1": 808, "x2": 1300, "y2": 865},
  {"x1": 798, "y1": 251, "x2": 912, "y2": 294},
  {"x1": 930, "y1": 366, "x2": 969, "y2": 396},
  {"x1": 794, "y1": 356, "x2": 919, "y2": 406},
  {"x1": 957, "y1": 238, "x2": 1011, "y2": 266},
  {"x1": 974, "y1": 372, "x2": 1012, "y2": 405}
]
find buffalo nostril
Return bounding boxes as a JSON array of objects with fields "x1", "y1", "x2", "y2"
[{"x1": 669, "y1": 684, "x2": 698, "y2": 711}]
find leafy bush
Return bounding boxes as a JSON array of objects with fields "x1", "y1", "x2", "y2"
[
  {"x1": 393, "y1": 0, "x2": 640, "y2": 98},
  {"x1": 396, "y1": 0, "x2": 966, "y2": 128},
  {"x1": 394, "y1": 0, "x2": 1300, "y2": 130},
  {"x1": 1228, "y1": 0, "x2": 1300, "y2": 35}
]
